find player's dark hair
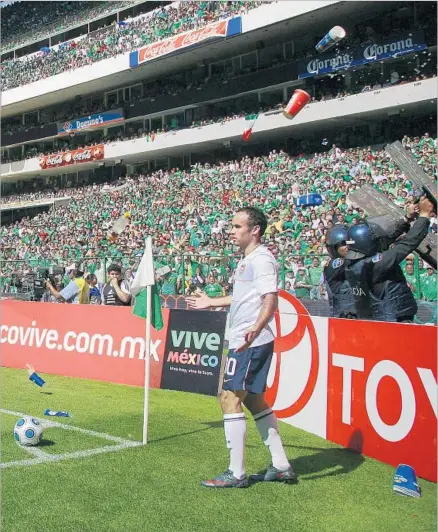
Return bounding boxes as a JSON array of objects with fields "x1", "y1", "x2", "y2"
[{"x1": 236, "y1": 207, "x2": 268, "y2": 237}]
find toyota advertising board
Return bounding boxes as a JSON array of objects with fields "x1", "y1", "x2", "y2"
[
  {"x1": 265, "y1": 291, "x2": 437, "y2": 482},
  {"x1": 0, "y1": 293, "x2": 436, "y2": 480}
]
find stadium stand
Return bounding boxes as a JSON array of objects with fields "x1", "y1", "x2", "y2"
[
  {"x1": 1, "y1": 1, "x2": 139, "y2": 52},
  {"x1": 1, "y1": 132, "x2": 436, "y2": 300},
  {"x1": 0, "y1": 1, "x2": 436, "y2": 311},
  {"x1": 1, "y1": 1, "x2": 262, "y2": 90}
]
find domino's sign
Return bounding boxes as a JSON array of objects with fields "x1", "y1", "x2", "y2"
[
  {"x1": 298, "y1": 31, "x2": 427, "y2": 78},
  {"x1": 57, "y1": 109, "x2": 124, "y2": 135}
]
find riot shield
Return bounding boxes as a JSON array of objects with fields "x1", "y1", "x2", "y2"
[
  {"x1": 348, "y1": 184, "x2": 437, "y2": 269},
  {"x1": 385, "y1": 140, "x2": 437, "y2": 208}
]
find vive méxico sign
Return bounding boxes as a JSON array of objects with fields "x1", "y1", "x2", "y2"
[{"x1": 298, "y1": 31, "x2": 426, "y2": 79}]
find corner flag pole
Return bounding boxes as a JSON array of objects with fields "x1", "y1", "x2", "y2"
[{"x1": 142, "y1": 238, "x2": 153, "y2": 445}]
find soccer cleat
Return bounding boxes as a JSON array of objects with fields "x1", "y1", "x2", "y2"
[
  {"x1": 201, "y1": 469, "x2": 249, "y2": 488},
  {"x1": 251, "y1": 465, "x2": 297, "y2": 484}
]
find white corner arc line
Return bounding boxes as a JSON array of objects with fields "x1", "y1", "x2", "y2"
[
  {"x1": 22, "y1": 444, "x2": 51, "y2": 459},
  {"x1": 1, "y1": 409, "x2": 139, "y2": 445}
]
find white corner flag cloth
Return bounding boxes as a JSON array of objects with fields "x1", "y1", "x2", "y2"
[{"x1": 131, "y1": 237, "x2": 155, "y2": 296}]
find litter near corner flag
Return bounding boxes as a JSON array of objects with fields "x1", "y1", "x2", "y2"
[{"x1": 131, "y1": 238, "x2": 163, "y2": 331}]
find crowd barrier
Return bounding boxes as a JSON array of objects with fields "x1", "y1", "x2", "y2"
[
  {"x1": 0, "y1": 290, "x2": 436, "y2": 482},
  {"x1": 2, "y1": 253, "x2": 436, "y2": 324}
]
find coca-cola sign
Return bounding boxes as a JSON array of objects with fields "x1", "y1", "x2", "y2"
[
  {"x1": 39, "y1": 145, "x2": 104, "y2": 169},
  {"x1": 131, "y1": 20, "x2": 228, "y2": 67}
]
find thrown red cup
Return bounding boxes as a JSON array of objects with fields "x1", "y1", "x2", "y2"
[{"x1": 283, "y1": 89, "x2": 311, "y2": 120}]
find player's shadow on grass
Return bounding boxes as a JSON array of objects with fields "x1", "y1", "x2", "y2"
[
  {"x1": 286, "y1": 445, "x2": 365, "y2": 481},
  {"x1": 289, "y1": 429, "x2": 365, "y2": 481},
  {"x1": 252, "y1": 430, "x2": 365, "y2": 484},
  {"x1": 149, "y1": 420, "x2": 223, "y2": 443}
]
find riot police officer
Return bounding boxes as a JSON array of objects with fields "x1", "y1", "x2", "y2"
[
  {"x1": 324, "y1": 225, "x2": 356, "y2": 318},
  {"x1": 344, "y1": 197, "x2": 434, "y2": 323}
]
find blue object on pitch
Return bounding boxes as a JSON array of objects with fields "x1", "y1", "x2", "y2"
[
  {"x1": 294, "y1": 193, "x2": 323, "y2": 208},
  {"x1": 44, "y1": 409, "x2": 72, "y2": 418},
  {"x1": 29, "y1": 372, "x2": 45, "y2": 387},
  {"x1": 393, "y1": 464, "x2": 421, "y2": 498}
]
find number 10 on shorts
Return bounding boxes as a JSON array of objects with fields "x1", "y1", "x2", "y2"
[{"x1": 225, "y1": 357, "x2": 237, "y2": 376}]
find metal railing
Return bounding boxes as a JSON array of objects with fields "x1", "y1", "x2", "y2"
[
  {"x1": 1, "y1": 253, "x2": 436, "y2": 325},
  {"x1": 0, "y1": 252, "x2": 329, "y2": 293}
]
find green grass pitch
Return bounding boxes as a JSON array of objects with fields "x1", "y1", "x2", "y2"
[{"x1": 1, "y1": 367, "x2": 436, "y2": 532}]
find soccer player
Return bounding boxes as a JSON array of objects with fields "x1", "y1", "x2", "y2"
[{"x1": 187, "y1": 207, "x2": 296, "y2": 488}]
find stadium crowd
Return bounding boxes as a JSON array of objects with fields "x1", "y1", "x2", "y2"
[
  {"x1": 1, "y1": 133, "x2": 436, "y2": 303},
  {"x1": 1, "y1": 1, "x2": 263, "y2": 91},
  {"x1": 1, "y1": 1, "x2": 136, "y2": 52}
]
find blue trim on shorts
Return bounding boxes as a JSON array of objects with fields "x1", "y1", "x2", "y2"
[{"x1": 222, "y1": 341, "x2": 274, "y2": 394}]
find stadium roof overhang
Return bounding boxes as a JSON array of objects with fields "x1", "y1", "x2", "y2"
[{"x1": 2, "y1": 1, "x2": 393, "y2": 118}]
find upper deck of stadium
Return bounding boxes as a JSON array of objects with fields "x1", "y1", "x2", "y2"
[{"x1": 1, "y1": 1, "x2": 404, "y2": 115}]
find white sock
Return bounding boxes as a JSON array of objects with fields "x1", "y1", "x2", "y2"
[
  {"x1": 254, "y1": 408, "x2": 290, "y2": 471},
  {"x1": 223, "y1": 413, "x2": 246, "y2": 479}
]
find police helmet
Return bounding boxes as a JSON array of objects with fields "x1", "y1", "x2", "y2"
[
  {"x1": 326, "y1": 225, "x2": 348, "y2": 259},
  {"x1": 345, "y1": 224, "x2": 378, "y2": 260}
]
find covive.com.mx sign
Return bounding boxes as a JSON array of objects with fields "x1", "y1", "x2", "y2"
[{"x1": 161, "y1": 309, "x2": 227, "y2": 396}]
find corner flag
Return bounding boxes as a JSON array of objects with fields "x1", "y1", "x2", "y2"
[
  {"x1": 130, "y1": 237, "x2": 163, "y2": 444},
  {"x1": 131, "y1": 237, "x2": 163, "y2": 330}
]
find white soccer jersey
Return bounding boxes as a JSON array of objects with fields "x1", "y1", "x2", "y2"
[{"x1": 228, "y1": 245, "x2": 278, "y2": 350}]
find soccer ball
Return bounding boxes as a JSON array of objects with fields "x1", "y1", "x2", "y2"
[{"x1": 14, "y1": 417, "x2": 44, "y2": 446}]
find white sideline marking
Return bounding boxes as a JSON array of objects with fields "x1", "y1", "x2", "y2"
[
  {"x1": 1, "y1": 409, "x2": 142, "y2": 469},
  {"x1": 1, "y1": 441, "x2": 143, "y2": 469}
]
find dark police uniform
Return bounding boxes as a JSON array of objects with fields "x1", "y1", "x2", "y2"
[
  {"x1": 324, "y1": 258, "x2": 356, "y2": 318},
  {"x1": 345, "y1": 217, "x2": 430, "y2": 322}
]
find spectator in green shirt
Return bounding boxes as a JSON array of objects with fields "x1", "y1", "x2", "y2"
[
  {"x1": 203, "y1": 274, "x2": 224, "y2": 298},
  {"x1": 403, "y1": 263, "x2": 419, "y2": 300},
  {"x1": 294, "y1": 267, "x2": 312, "y2": 299},
  {"x1": 420, "y1": 266, "x2": 437, "y2": 301},
  {"x1": 308, "y1": 257, "x2": 323, "y2": 300},
  {"x1": 160, "y1": 270, "x2": 178, "y2": 296}
]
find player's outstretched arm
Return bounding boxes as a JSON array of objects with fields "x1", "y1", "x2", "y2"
[{"x1": 186, "y1": 293, "x2": 232, "y2": 309}]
